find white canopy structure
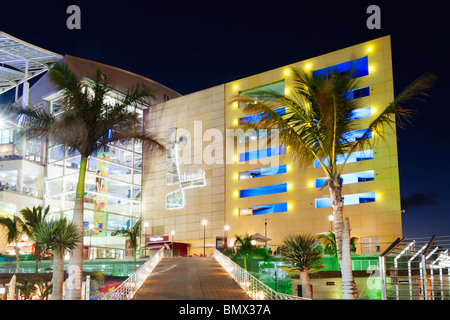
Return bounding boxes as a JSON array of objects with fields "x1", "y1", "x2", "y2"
[{"x1": 0, "y1": 31, "x2": 62, "y2": 99}]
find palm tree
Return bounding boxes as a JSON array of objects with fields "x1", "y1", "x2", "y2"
[
  {"x1": 112, "y1": 218, "x2": 142, "y2": 272},
  {"x1": 235, "y1": 67, "x2": 436, "y2": 299},
  {"x1": 19, "y1": 205, "x2": 50, "y2": 272},
  {"x1": 2, "y1": 63, "x2": 165, "y2": 299},
  {"x1": 280, "y1": 234, "x2": 324, "y2": 299},
  {"x1": 0, "y1": 216, "x2": 23, "y2": 273},
  {"x1": 317, "y1": 230, "x2": 358, "y2": 257},
  {"x1": 17, "y1": 278, "x2": 37, "y2": 300},
  {"x1": 33, "y1": 277, "x2": 52, "y2": 300},
  {"x1": 232, "y1": 233, "x2": 270, "y2": 271},
  {"x1": 34, "y1": 216, "x2": 81, "y2": 300}
]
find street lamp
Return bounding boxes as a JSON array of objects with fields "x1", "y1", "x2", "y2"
[
  {"x1": 143, "y1": 221, "x2": 149, "y2": 257},
  {"x1": 202, "y1": 219, "x2": 207, "y2": 257},
  {"x1": 328, "y1": 215, "x2": 334, "y2": 231},
  {"x1": 224, "y1": 225, "x2": 229, "y2": 248},
  {"x1": 89, "y1": 223, "x2": 95, "y2": 259},
  {"x1": 171, "y1": 230, "x2": 175, "y2": 257}
]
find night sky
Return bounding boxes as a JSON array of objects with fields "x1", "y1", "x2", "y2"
[{"x1": 1, "y1": 1, "x2": 449, "y2": 238}]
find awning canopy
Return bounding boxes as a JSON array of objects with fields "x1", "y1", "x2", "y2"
[
  {"x1": 0, "y1": 31, "x2": 62, "y2": 94},
  {"x1": 251, "y1": 233, "x2": 272, "y2": 242}
]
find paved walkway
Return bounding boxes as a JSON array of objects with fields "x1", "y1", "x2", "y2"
[{"x1": 132, "y1": 257, "x2": 250, "y2": 300}]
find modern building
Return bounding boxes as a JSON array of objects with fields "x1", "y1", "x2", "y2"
[
  {"x1": 1, "y1": 32, "x2": 401, "y2": 260},
  {"x1": 144, "y1": 35, "x2": 402, "y2": 256},
  {"x1": 0, "y1": 32, "x2": 180, "y2": 259}
]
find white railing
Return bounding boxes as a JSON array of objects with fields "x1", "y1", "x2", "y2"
[
  {"x1": 213, "y1": 249, "x2": 309, "y2": 300},
  {"x1": 100, "y1": 247, "x2": 166, "y2": 300}
]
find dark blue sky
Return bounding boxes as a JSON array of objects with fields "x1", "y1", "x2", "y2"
[{"x1": 2, "y1": 1, "x2": 449, "y2": 238}]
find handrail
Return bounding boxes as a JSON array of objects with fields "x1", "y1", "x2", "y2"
[
  {"x1": 213, "y1": 249, "x2": 309, "y2": 300},
  {"x1": 100, "y1": 247, "x2": 166, "y2": 300}
]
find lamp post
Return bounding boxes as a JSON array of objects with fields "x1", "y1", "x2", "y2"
[
  {"x1": 143, "y1": 221, "x2": 149, "y2": 257},
  {"x1": 202, "y1": 219, "x2": 207, "y2": 257},
  {"x1": 171, "y1": 230, "x2": 175, "y2": 257},
  {"x1": 89, "y1": 223, "x2": 95, "y2": 259},
  {"x1": 224, "y1": 225, "x2": 230, "y2": 249},
  {"x1": 328, "y1": 215, "x2": 334, "y2": 231}
]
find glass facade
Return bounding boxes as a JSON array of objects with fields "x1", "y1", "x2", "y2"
[{"x1": 44, "y1": 100, "x2": 144, "y2": 252}]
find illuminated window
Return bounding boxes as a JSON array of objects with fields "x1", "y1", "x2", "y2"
[
  {"x1": 239, "y1": 80, "x2": 285, "y2": 105},
  {"x1": 240, "y1": 183, "x2": 287, "y2": 198},
  {"x1": 314, "y1": 149, "x2": 373, "y2": 168},
  {"x1": 312, "y1": 56, "x2": 369, "y2": 79},
  {"x1": 239, "y1": 164, "x2": 287, "y2": 180},
  {"x1": 239, "y1": 202, "x2": 288, "y2": 216},
  {"x1": 239, "y1": 145, "x2": 286, "y2": 162},
  {"x1": 342, "y1": 128, "x2": 372, "y2": 143},
  {"x1": 346, "y1": 87, "x2": 370, "y2": 100},
  {"x1": 315, "y1": 170, "x2": 374, "y2": 188},
  {"x1": 315, "y1": 192, "x2": 376, "y2": 208},
  {"x1": 350, "y1": 107, "x2": 372, "y2": 120},
  {"x1": 238, "y1": 107, "x2": 285, "y2": 125}
]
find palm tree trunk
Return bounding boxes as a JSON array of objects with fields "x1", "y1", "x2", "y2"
[
  {"x1": 15, "y1": 246, "x2": 20, "y2": 273},
  {"x1": 67, "y1": 156, "x2": 87, "y2": 300},
  {"x1": 328, "y1": 180, "x2": 344, "y2": 266},
  {"x1": 342, "y1": 218, "x2": 358, "y2": 299},
  {"x1": 300, "y1": 271, "x2": 312, "y2": 299},
  {"x1": 51, "y1": 251, "x2": 64, "y2": 300},
  {"x1": 329, "y1": 179, "x2": 359, "y2": 299}
]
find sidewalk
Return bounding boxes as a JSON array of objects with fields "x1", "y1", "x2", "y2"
[{"x1": 132, "y1": 257, "x2": 250, "y2": 300}]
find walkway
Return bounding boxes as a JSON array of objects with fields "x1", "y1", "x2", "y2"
[{"x1": 132, "y1": 257, "x2": 250, "y2": 300}]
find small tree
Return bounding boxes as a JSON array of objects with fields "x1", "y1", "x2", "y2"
[
  {"x1": 317, "y1": 230, "x2": 358, "y2": 259},
  {"x1": 281, "y1": 234, "x2": 324, "y2": 299},
  {"x1": 20, "y1": 205, "x2": 50, "y2": 272},
  {"x1": 112, "y1": 218, "x2": 142, "y2": 272},
  {"x1": 0, "y1": 216, "x2": 24, "y2": 273},
  {"x1": 232, "y1": 234, "x2": 270, "y2": 271},
  {"x1": 17, "y1": 278, "x2": 37, "y2": 300},
  {"x1": 34, "y1": 217, "x2": 81, "y2": 300}
]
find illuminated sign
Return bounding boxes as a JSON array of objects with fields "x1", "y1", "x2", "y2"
[
  {"x1": 166, "y1": 128, "x2": 206, "y2": 210},
  {"x1": 147, "y1": 236, "x2": 169, "y2": 242}
]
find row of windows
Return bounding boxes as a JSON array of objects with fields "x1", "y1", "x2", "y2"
[{"x1": 234, "y1": 57, "x2": 377, "y2": 215}]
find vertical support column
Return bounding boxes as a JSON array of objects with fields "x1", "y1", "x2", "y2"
[
  {"x1": 421, "y1": 254, "x2": 428, "y2": 300},
  {"x1": 379, "y1": 256, "x2": 387, "y2": 300}
]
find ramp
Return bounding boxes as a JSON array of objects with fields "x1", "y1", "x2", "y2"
[{"x1": 132, "y1": 257, "x2": 250, "y2": 300}]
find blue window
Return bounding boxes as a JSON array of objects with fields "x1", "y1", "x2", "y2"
[
  {"x1": 342, "y1": 128, "x2": 371, "y2": 143},
  {"x1": 239, "y1": 107, "x2": 285, "y2": 125},
  {"x1": 315, "y1": 170, "x2": 375, "y2": 188},
  {"x1": 312, "y1": 56, "x2": 369, "y2": 79},
  {"x1": 240, "y1": 203, "x2": 288, "y2": 216},
  {"x1": 350, "y1": 107, "x2": 371, "y2": 120},
  {"x1": 315, "y1": 192, "x2": 376, "y2": 208},
  {"x1": 240, "y1": 183, "x2": 287, "y2": 198},
  {"x1": 314, "y1": 149, "x2": 373, "y2": 168},
  {"x1": 239, "y1": 164, "x2": 287, "y2": 179},
  {"x1": 240, "y1": 145, "x2": 286, "y2": 162},
  {"x1": 345, "y1": 87, "x2": 370, "y2": 100}
]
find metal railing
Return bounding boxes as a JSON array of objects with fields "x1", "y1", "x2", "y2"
[
  {"x1": 379, "y1": 236, "x2": 450, "y2": 300},
  {"x1": 213, "y1": 249, "x2": 308, "y2": 300},
  {"x1": 100, "y1": 247, "x2": 166, "y2": 300}
]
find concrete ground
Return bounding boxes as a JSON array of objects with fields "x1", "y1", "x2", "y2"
[{"x1": 132, "y1": 257, "x2": 250, "y2": 300}]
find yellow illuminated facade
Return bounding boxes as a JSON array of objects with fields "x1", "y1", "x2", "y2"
[
  {"x1": 143, "y1": 35, "x2": 401, "y2": 255},
  {"x1": 224, "y1": 35, "x2": 400, "y2": 254}
]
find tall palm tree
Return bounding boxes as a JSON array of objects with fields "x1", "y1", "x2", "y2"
[
  {"x1": 235, "y1": 67, "x2": 436, "y2": 299},
  {"x1": 0, "y1": 216, "x2": 23, "y2": 273},
  {"x1": 112, "y1": 218, "x2": 142, "y2": 272},
  {"x1": 19, "y1": 205, "x2": 50, "y2": 272},
  {"x1": 34, "y1": 216, "x2": 81, "y2": 300},
  {"x1": 232, "y1": 233, "x2": 270, "y2": 271},
  {"x1": 280, "y1": 234, "x2": 324, "y2": 299},
  {"x1": 2, "y1": 63, "x2": 165, "y2": 299}
]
